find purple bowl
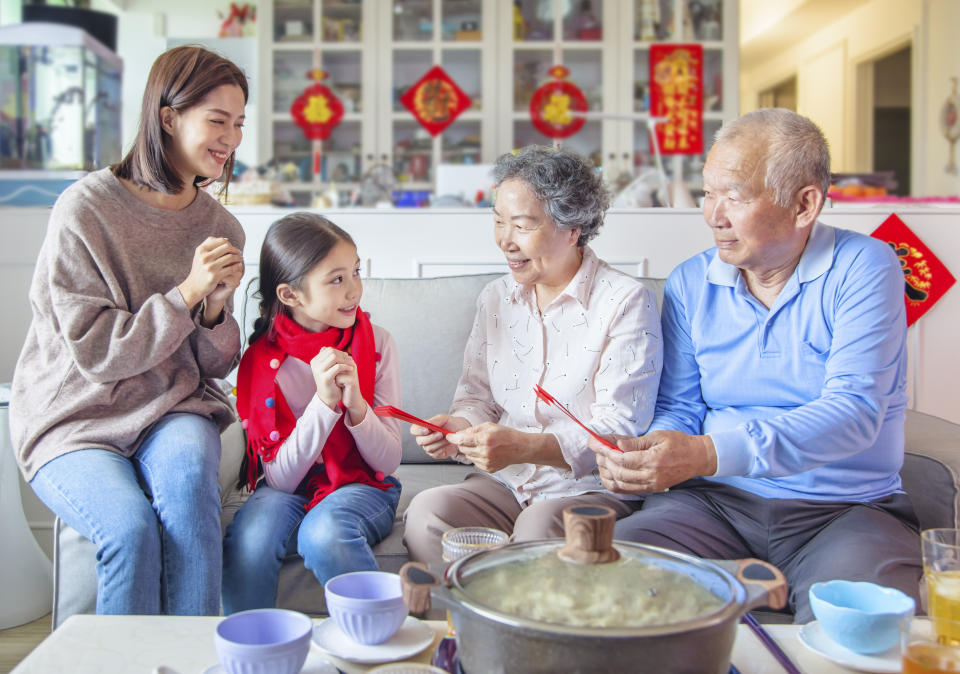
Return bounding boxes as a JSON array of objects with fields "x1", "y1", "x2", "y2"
[
  {"x1": 214, "y1": 608, "x2": 312, "y2": 674},
  {"x1": 324, "y1": 571, "x2": 407, "y2": 645}
]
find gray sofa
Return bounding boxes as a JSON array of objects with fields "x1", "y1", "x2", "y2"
[{"x1": 50, "y1": 273, "x2": 960, "y2": 627}]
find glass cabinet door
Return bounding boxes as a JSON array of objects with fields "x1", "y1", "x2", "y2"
[
  {"x1": 506, "y1": 0, "x2": 608, "y2": 170},
  {"x1": 382, "y1": 0, "x2": 488, "y2": 195}
]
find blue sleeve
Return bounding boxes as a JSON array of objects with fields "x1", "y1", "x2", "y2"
[
  {"x1": 710, "y1": 241, "x2": 907, "y2": 477},
  {"x1": 648, "y1": 268, "x2": 707, "y2": 435}
]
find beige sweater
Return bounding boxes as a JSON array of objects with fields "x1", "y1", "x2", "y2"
[{"x1": 11, "y1": 168, "x2": 245, "y2": 481}]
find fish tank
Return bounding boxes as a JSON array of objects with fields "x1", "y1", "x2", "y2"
[{"x1": 0, "y1": 23, "x2": 121, "y2": 204}]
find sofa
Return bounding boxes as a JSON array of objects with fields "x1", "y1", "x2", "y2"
[{"x1": 50, "y1": 273, "x2": 960, "y2": 627}]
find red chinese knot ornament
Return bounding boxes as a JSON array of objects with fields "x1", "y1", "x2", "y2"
[
  {"x1": 400, "y1": 65, "x2": 471, "y2": 137},
  {"x1": 529, "y1": 65, "x2": 588, "y2": 139},
  {"x1": 290, "y1": 69, "x2": 344, "y2": 141}
]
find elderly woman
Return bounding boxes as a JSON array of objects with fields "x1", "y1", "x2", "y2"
[{"x1": 402, "y1": 146, "x2": 663, "y2": 562}]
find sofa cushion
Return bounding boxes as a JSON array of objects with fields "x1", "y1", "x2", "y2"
[{"x1": 903, "y1": 409, "x2": 960, "y2": 530}]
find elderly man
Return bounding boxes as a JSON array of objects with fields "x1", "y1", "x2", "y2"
[{"x1": 588, "y1": 108, "x2": 922, "y2": 623}]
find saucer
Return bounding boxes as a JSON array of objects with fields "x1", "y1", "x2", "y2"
[
  {"x1": 311, "y1": 616, "x2": 435, "y2": 665},
  {"x1": 797, "y1": 620, "x2": 900, "y2": 673},
  {"x1": 202, "y1": 655, "x2": 339, "y2": 674}
]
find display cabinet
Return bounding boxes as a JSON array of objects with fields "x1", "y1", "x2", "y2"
[{"x1": 257, "y1": 0, "x2": 737, "y2": 205}]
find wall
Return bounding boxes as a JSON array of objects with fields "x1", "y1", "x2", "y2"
[{"x1": 739, "y1": 0, "x2": 960, "y2": 199}]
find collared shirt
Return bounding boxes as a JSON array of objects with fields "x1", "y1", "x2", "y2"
[
  {"x1": 650, "y1": 222, "x2": 908, "y2": 501},
  {"x1": 451, "y1": 246, "x2": 662, "y2": 505}
]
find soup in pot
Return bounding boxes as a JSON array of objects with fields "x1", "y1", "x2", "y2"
[{"x1": 462, "y1": 550, "x2": 725, "y2": 628}]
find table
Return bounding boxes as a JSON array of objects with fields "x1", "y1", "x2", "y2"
[{"x1": 12, "y1": 614, "x2": 870, "y2": 673}]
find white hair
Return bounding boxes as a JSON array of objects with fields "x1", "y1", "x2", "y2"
[{"x1": 714, "y1": 109, "x2": 831, "y2": 208}]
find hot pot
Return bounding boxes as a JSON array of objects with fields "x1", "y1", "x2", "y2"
[{"x1": 401, "y1": 505, "x2": 786, "y2": 674}]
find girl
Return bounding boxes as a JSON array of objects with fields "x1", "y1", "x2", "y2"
[
  {"x1": 222, "y1": 213, "x2": 402, "y2": 614},
  {"x1": 11, "y1": 46, "x2": 247, "y2": 616}
]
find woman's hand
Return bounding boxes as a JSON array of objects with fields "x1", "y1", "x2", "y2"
[
  {"x1": 178, "y1": 237, "x2": 243, "y2": 311},
  {"x1": 310, "y1": 347, "x2": 352, "y2": 412},
  {"x1": 411, "y1": 414, "x2": 471, "y2": 460},
  {"x1": 202, "y1": 256, "x2": 244, "y2": 325},
  {"x1": 447, "y1": 422, "x2": 528, "y2": 473}
]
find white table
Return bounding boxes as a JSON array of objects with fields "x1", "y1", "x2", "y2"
[{"x1": 12, "y1": 614, "x2": 872, "y2": 674}]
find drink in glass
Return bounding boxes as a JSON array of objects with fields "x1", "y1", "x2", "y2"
[
  {"x1": 923, "y1": 529, "x2": 960, "y2": 644},
  {"x1": 902, "y1": 617, "x2": 960, "y2": 674}
]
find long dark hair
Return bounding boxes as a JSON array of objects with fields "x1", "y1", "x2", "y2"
[
  {"x1": 249, "y1": 212, "x2": 356, "y2": 346},
  {"x1": 238, "y1": 212, "x2": 356, "y2": 489},
  {"x1": 113, "y1": 45, "x2": 248, "y2": 193}
]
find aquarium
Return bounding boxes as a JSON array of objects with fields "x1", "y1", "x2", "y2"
[{"x1": 0, "y1": 22, "x2": 122, "y2": 172}]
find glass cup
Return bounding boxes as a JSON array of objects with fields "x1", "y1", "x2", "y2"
[
  {"x1": 441, "y1": 527, "x2": 510, "y2": 562},
  {"x1": 901, "y1": 616, "x2": 960, "y2": 673},
  {"x1": 922, "y1": 529, "x2": 960, "y2": 644}
]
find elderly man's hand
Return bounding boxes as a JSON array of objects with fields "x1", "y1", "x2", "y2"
[
  {"x1": 410, "y1": 414, "x2": 471, "y2": 460},
  {"x1": 587, "y1": 431, "x2": 718, "y2": 494},
  {"x1": 447, "y1": 422, "x2": 526, "y2": 474}
]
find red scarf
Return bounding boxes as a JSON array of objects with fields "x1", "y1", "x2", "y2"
[{"x1": 236, "y1": 310, "x2": 390, "y2": 510}]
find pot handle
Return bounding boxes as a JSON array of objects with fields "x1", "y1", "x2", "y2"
[
  {"x1": 399, "y1": 562, "x2": 440, "y2": 618},
  {"x1": 714, "y1": 558, "x2": 788, "y2": 611}
]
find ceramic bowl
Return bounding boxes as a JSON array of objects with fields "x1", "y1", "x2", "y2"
[
  {"x1": 324, "y1": 570, "x2": 408, "y2": 645},
  {"x1": 809, "y1": 580, "x2": 915, "y2": 654},
  {"x1": 214, "y1": 608, "x2": 312, "y2": 674}
]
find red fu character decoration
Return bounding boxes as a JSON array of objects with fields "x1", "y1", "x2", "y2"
[
  {"x1": 400, "y1": 65, "x2": 471, "y2": 137},
  {"x1": 529, "y1": 65, "x2": 588, "y2": 139},
  {"x1": 871, "y1": 214, "x2": 956, "y2": 327},
  {"x1": 290, "y1": 68, "x2": 344, "y2": 179},
  {"x1": 649, "y1": 44, "x2": 703, "y2": 155}
]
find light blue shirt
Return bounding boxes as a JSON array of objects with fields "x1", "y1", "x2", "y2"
[{"x1": 650, "y1": 222, "x2": 908, "y2": 501}]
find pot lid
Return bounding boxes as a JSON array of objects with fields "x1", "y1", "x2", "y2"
[{"x1": 448, "y1": 506, "x2": 739, "y2": 630}]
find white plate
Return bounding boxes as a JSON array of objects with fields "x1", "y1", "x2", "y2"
[
  {"x1": 797, "y1": 620, "x2": 900, "y2": 673},
  {"x1": 311, "y1": 616, "x2": 435, "y2": 665},
  {"x1": 202, "y1": 658, "x2": 339, "y2": 674}
]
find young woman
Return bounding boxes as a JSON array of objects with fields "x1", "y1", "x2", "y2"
[
  {"x1": 222, "y1": 213, "x2": 402, "y2": 614},
  {"x1": 10, "y1": 46, "x2": 247, "y2": 616}
]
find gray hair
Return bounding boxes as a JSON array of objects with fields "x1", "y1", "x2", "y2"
[
  {"x1": 492, "y1": 146, "x2": 609, "y2": 246},
  {"x1": 714, "y1": 108, "x2": 831, "y2": 209}
]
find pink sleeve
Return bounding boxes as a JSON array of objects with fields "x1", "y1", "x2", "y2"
[
  {"x1": 263, "y1": 396, "x2": 340, "y2": 493},
  {"x1": 347, "y1": 327, "x2": 402, "y2": 475}
]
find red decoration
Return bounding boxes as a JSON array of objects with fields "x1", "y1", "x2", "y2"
[
  {"x1": 871, "y1": 214, "x2": 956, "y2": 327},
  {"x1": 400, "y1": 65, "x2": 471, "y2": 137},
  {"x1": 649, "y1": 44, "x2": 703, "y2": 155},
  {"x1": 528, "y1": 65, "x2": 588, "y2": 139},
  {"x1": 290, "y1": 69, "x2": 344, "y2": 141}
]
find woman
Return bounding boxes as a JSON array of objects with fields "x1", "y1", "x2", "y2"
[
  {"x1": 402, "y1": 146, "x2": 663, "y2": 562},
  {"x1": 10, "y1": 46, "x2": 247, "y2": 615}
]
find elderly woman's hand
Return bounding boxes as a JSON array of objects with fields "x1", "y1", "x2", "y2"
[
  {"x1": 587, "y1": 431, "x2": 718, "y2": 494},
  {"x1": 446, "y1": 422, "x2": 530, "y2": 474},
  {"x1": 411, "y1": 414, "x2": 471, "y2": 460}
]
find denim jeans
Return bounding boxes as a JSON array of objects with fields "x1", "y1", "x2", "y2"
[
  {"x1": 30, "y1": 413, "x2": 222, "y2": 616},
  {"x1": 221, "y1": 476, "x2": 401, "y2": 615}
]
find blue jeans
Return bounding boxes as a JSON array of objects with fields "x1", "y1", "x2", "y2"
[
  {"x1": 30, "y1": 413, "x2": 222, "y2": 616},
  {"x1": 221, "y1": 477, "x2": 401, "y2": 615}
]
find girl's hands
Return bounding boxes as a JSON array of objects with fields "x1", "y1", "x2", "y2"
[
  {"x1": 411, "y1": 414, "x2": 472, "y2": 460},
  {"x1": 310, "y1": 347, "x2": 366, "y2": 422},
  {"x1": 178, "y1": 237, "x2": 243, "y2": 315}
]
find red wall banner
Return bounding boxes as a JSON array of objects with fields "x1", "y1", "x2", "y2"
[
  {"x1": 871, "y1": 214, "x2": 956, "y2": 327},
  {"x1": 649, "y1": 44, "x2": 703, "y2": 155}
]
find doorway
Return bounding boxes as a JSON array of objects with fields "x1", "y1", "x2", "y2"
[{"x1": 872, "y1": 46, "x2": 911, "y2": 195}]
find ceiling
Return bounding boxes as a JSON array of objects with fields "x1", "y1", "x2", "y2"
[{"x1": 740, "y1": 0, "x2": 874, "y2": 68}]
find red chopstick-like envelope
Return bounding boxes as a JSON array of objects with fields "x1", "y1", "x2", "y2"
[
  {"x1": 373, "y1": 405, "x2": 452, "y2": 435},
  {"x1": 533, "y1": 385, "x2": 622, "y2": 452}
]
